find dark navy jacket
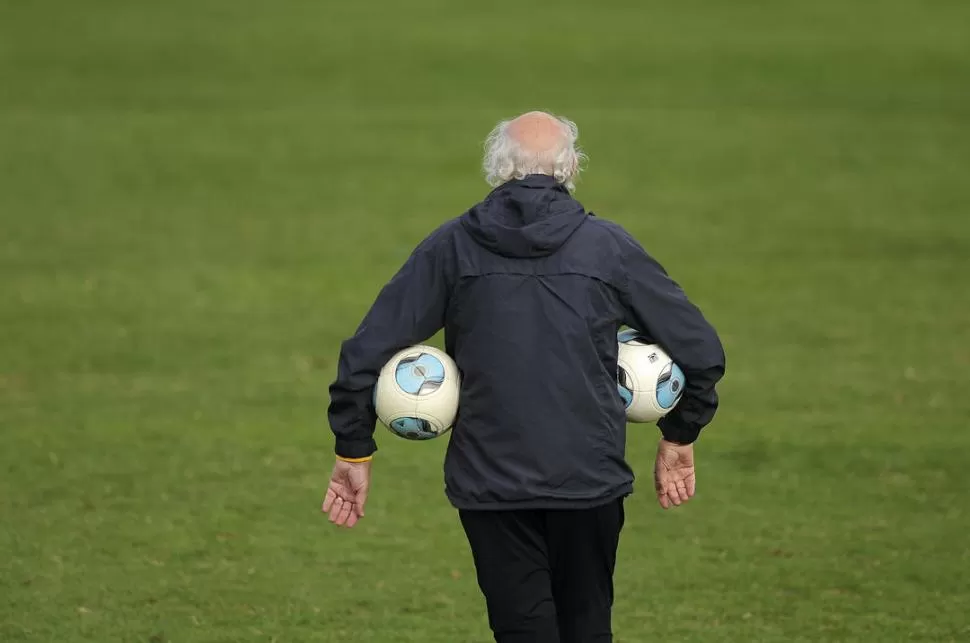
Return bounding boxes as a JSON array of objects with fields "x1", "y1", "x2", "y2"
[{"x1": 328, "y1": 175, "x2": 725, "y2": 510}]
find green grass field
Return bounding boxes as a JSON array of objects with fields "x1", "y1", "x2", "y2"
[{"x1": 2, "y1": 1, "x2": 969, "y2": 641}]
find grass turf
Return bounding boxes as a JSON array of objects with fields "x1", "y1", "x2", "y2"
[{"x1": 2, "y1": 0, "x2": 969, "y2": 641}]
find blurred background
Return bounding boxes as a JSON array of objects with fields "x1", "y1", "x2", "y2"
[{"x1": 1, "y1": 1, "x2": 968, "y2": 641}]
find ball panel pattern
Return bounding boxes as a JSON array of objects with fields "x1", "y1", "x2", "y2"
[
  {"x1": 617, "y1": 366, "x2": 634, "y2": 409},
  {"x1": 394, "y1": 353, "x2": 446, "y2": 396},
  {"x1": 618, "y1": 329, "x2": 650, "y2": 345},
  {"x1": 655, "y1": 363, "x2": 686, "y2": 409},
  {"x1": 388, "y1": 417, "x2": 438, "y2": 440}
]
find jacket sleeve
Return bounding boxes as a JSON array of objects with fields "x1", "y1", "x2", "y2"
[
  {"x1": 327, "y1": 232, "x2": 452, "y2": 459},
  {"x1": 614, "y1": 228, "x2": 726, "y2": 444}
]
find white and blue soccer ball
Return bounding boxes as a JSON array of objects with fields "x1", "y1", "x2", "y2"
[
  {"x1": 374, "y1": 345, "x2": 460, "y2": 440},
  {"x1": 616, "y1": 329, "x2": 686, "y2": 423}
]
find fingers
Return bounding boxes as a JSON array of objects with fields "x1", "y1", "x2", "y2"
[
  {"x1": 664, "y1": 483, "x2": 683, "y2": 507},
  {"x1": 675, "y1": 479, "x2": 690, "y2": 504},
  {"x1": 334, "y1": 497, "x2": 355, "y2": 526},
  {"x1": 345, "y1": 510, "x2": 360, "y2": 528},
  {"x1": 654, "y1": 470, "x2": 668, "y2": 509},
  {"x1": 322, "y1": 491, "x2": 363, "y2": 528},
  {"x1": 321, "y1": 488, "x2": 336, "y2": 513},
  {"x1": 327, "y1": 497, "x2": 352, "y2": 527},
  {"x1": 354, "y1": 487, "x2": 368, "y2": 518},
  {"x1": 326, "y1": 496, "x2": 343, "y2": 523},
  {"x1": 655, "y1": 476, "x2": 694, "y2": 509}
]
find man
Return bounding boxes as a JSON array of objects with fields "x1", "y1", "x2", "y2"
[{"x1": 322, "y1": 111, "x2": 726, "y2": 642}]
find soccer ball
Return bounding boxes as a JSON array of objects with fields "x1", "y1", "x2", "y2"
[
  {"x1": 616, "y1": 329, "x2": 686, "y2": 423},
  {"x1": 374, "y1": 345, "x2": 460, "y2": 440}
]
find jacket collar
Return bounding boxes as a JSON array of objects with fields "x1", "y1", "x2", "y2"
[{"x1": 494, "y1": 174, "x2": 569, "y2": 194}]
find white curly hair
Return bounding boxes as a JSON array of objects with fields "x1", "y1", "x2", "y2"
[{"x1": 482, "y1": 111, "x2": 587, "y2": 191}]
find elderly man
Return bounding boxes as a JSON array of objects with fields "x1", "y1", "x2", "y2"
[{"x1": 323, "y1": 111, "x2": 726, "y2": 642}]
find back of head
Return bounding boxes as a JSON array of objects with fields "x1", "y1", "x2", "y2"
[{"x1": 482, "y1": 111, "x2": 586, "y2": 191}]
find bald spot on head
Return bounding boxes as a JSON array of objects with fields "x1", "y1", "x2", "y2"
[{"x1": 506, "y1": 111, "x2": 567, "y2": 155}]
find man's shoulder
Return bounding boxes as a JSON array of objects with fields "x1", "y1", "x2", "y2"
[
  {"x1": 415, "y1": 217, "x2": 464, "y2": 251},
  {"x1": 577, "y1": 213, "x2": 640, "y2": 251},
  {"x1": 583, "y1": 213, "x2": 633, "y2": 239}
]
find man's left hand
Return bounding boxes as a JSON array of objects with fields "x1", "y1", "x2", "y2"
[
  {"x1": 654, "y1": 439, "x2": 696, "y2": 509},
  {"x1": 321, "y1": 459, "x2": 372, "y2": 528}
]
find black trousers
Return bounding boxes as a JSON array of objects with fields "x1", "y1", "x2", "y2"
[{"x1": 459, "y1": 498, "x2": 625, "y2": 643}]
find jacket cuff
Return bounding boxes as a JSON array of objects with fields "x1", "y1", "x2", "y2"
[
  {"x1": 657, "y1": 417, "x2": 701, "y2": 445},
  {"x1": 335, "y1": 437, "x2": 378, "y2": 460}
]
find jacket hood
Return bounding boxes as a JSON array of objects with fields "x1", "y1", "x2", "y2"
[{"x1": 460, "y1": 175, "x2": 588, "y2": 258}]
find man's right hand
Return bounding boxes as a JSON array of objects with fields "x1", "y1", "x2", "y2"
[{"x1": 653, "y1": 439, "x2": 696, "y2": 509}]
